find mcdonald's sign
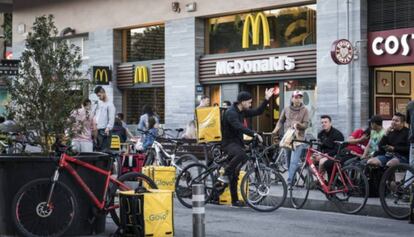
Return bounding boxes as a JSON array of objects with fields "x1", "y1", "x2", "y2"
[
  {"x1": 242, "y1": 12, "x2": 270, "y2": 49},
  {"x1": 134, "y1": 66, "x2": 149, "y2": 84},
  {"x1": 92, "y1": 66, "x2": 111, "y2": 85}
]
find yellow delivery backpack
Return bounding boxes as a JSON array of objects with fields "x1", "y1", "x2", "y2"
[
  {"x1": 143, "y1": 166, "x2": 176, "y2": 191},
  {"x1": 117, "y1": 189, "x2": 174, "y2": 237},
  {"x1": 219, "y1": 171, "x2": 248, "y2": 205},
  {"x1": 195, "y1": 106, "x2": 222, "y2": 143}
]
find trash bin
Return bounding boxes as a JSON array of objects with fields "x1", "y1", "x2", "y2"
[{"x1": 0, "y1": 152, "x2": 111, "y2": 236}]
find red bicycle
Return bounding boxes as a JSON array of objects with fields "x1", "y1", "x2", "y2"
[
  {"x1": 11, "y1": 149, "x2": 157, "y2": 237},
  {"x1": 289, "y1": 139, "x2": 369, "y2": 214}
]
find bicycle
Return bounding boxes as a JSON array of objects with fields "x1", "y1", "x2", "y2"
[
  {"x1": 138, "y1": 129, "x2": 199, "y2": 174},
  {"x1": 289, "y1": 139, "x2": 369, "y2": 214},
  {"x1": 11, "y1": 147, "x2": 157, "y2": 237},
  {"x1": 240, "y1": 136, "x2": 288, "y2": 212},
  {"x1": 379, "y1": 163, "x2": 414, "y2": 219}
]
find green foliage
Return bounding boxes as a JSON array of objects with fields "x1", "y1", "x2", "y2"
[{"x1": 5, "y1": 15, "x2": 85, "y2": 153}]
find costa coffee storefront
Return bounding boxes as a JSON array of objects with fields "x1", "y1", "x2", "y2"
[{"x1": 368, "y1": 28, "x2": 414, "y2": 121}]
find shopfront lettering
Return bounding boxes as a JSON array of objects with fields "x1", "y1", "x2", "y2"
[
  {"x1": 215, "y1": 56, "x2": 295, "y2": 75},
  {"x1": 371, "y1": 34, "x2": 414, "y2": 56}
]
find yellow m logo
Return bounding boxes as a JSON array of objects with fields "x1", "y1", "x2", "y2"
[
  {"x1": 242, "y1": 12, "x2": 270, "y2": 49},
  {"x1": 134, "y1": 66, "x2": 149, "y2": 84},
  {"x1": 94, "y1": 69, "x2": 108, "y2": 83}
]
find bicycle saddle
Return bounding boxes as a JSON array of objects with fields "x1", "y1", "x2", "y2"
[{"x1": 175, "y1": 128, "x2": 184, "y2": 133}]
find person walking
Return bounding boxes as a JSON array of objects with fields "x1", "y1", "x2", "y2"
[
  {"x1": 137, "y1": 105, "x2": 159, "y2": 132},
  {"x1": 71, "y1": 99, "x2": 96, "y2": 152},
  {"x1": 93, "y1": 86, "x2": 115, "y2": 152},
  {"x1": 219, "y1": 89, "x2": 274, "y2": 207},
  {"x1": 272, "y1": 90, "x2": 310, "y2": 185}
]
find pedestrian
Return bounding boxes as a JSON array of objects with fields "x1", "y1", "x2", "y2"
[
  {"x1": 182, "y1": 120, "x2": 197, "y2": 139},
  {"x1": 143, "y1": 116, "x2": 158, "y2": 150},
  {"x1": 222, "y1": 100, "x2": 231, "y2": 109},
  {"x1": 137, "y1": 105, "x2": 159, "y2": 132},
  {"x1": 70, "y1": 98, "x2": 96, "y2": 152},
  {"x1": 197, "y1": 95, "x2": 210, "y2": 108},
  {"x1": 272, "y1": 90, "x2": 310, "y2": 185},
  {"x1": 116, "y1": 113, "x2": 134, "y2": 138},
  {"x1": 93, "y1": 86, "x2": 116, "y2": 152},
  {"x1": 112, "y1": 118, "x2": 127, "y2": 143},
  {"x1": 406, "y1": 101, "x2": 414, "y2": 184},
  {"x1": 219, "y1": 89, "x2": 274, "y2": 207}
]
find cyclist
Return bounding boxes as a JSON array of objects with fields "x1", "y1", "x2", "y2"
[{"x1": 218, "y1": 89, "x2": 274, "y2": 207}]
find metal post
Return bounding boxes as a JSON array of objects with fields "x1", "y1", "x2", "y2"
[
  {"x1": 192, "y1": 184, "x2": 205, "y2": 237},
  {"x1": 410, "y1": 182, "x2": 414, "y2": 224}
]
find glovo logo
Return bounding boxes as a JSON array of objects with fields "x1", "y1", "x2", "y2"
[
  {"x1": 242, "y1": 12, "x2": 270, "y2": 49},
  {"x1": 94, "y1": 68, "x2": 109, "y2": 83},
  {"x1": 134, "y1": 66, "x2": 149, "y2": 84},
  {"x1": 147, "y1": 210, "x2": 169, "y2": 222}
]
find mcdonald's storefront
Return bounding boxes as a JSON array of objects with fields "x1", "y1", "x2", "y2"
[
  {"x1": 201, "y1": 4, "x2": 317, "y2": 134},
  {"x1": 117, "y1": 60, "x2": 165, "y2": 124}
]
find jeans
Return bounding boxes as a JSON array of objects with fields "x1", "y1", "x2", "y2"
[
  {"x1": 283, "y1": 148, "x2": 292, "y2": 169},
  {"x1": 224, "y1": 143, "x2": 248, "y2": 203},
  {"x1": 96, "y1": 129, "x2": 111, "y2": 152},
  {"x1": 287, "y1": 144, "x2": 307, "y2": 185}
]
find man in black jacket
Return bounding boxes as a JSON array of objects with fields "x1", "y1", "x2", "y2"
[
  {"x1": 368, "y1": 113, "x2": 409, "y2": 167},
  {"x1": 318, "y1": 115, "x2": 345, "y2": 173},
  {"x1": 219, "y1": 89, "x2": 274, "y2": 207}
]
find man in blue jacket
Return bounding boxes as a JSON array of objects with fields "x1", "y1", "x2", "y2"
[{"x1": 219, "y1": 88, "x2": 274, "y2": 207}]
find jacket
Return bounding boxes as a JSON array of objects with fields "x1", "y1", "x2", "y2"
[
  {"x1": 317, "y1": 127, "x2": 345, "y2": 156},
  {"x1": 374, "y1": 127, "x2": 409, "y2": 158},
  {"x1": 222, "y1": 99, "x2": 269, "y2": 147},
  {"x1": 275, "y1": 104, "x2": 309, "y2": 140}
]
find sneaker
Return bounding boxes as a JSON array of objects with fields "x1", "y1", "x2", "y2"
[
  {"x1": 231, "y1": 200, "x2": 246, "y2": 208},
  {"x1": 218, "y1": 175, "x2": 230, "y2": 184}
]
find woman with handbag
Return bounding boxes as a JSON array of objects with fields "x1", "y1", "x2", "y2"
[{"x1": 272, "y1": 90, "x2": 310, "y2": 186}]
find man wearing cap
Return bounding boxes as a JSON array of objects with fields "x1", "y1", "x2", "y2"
[
  {"x1": 272, "y1": 90, "x2": 310, "y2": 185},
  {"x1": 219, "y1": 88, "x2": 274, "y2": 207}
]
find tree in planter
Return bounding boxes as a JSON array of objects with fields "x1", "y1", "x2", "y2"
[{"x1": 6, "y1": 15, "x2": 85, "y2": 153}]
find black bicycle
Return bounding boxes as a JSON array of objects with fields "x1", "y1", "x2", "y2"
[{"x1": 379, "y1": 163, "x2": 414, "y2": 219}]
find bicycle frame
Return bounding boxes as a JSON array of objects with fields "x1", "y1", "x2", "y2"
[
  {"x1": 47, "y1": 153, "x2": 130, "y2": 211},
  {"x1": 151, "y1": 140, "x2": 183, "y2": 171},
  {"x1": 304, "y1": 147, "x2": 352, "y2": 195}
]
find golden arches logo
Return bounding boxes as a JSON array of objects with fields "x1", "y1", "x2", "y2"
[
  {"x1": 242, "y1": 12, "x2": 270, "y2": 49},
  {"x1": 94, "y1": 69, "x2": 108, "y2": 83},
  {"x1": 134, "y1": 66, "x2": 149, "y2": 84}
]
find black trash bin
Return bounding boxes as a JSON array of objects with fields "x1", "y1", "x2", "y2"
[{"x1": 0, "y1": 152, "x2": 111, "y2": 236}]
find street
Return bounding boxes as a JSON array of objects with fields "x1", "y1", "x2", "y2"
[{"x1": 100, "y1": 201, "x2": 414, "y2": 237}]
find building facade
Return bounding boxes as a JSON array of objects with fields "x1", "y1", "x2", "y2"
[{"x1": 10, "y1": 0, "x2": 373, "y2": 136}]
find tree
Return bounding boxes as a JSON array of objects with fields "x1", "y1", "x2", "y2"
[{"x1": 5, "y1": 15, "x2": 85, "y2": 153}]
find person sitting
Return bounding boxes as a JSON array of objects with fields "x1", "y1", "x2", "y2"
[
  {"x1": 317, "y1": 115, "x2": 345, "y2": 173},
  {"x1": 143, "y1": 116, "x2": 158, "y2": 150},
  {"x1": 367, "y1": 113, "x2": 409, "y2": 168},
  {"x1": 361, "y1": 115, "x2": 385, "y2": 160}
]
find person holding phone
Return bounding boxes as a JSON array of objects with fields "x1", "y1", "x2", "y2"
[{"x1": 367, "y1": 113, "x2": 409, "y2": 168}]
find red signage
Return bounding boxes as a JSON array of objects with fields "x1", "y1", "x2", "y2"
[{"x1": 368, "y1": 27, "x2": 414, "y2": 66}]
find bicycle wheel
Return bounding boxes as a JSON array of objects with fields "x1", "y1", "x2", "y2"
[
  {"x1": 379, "y1": 163, "x2": 414, "y2": 220},
  {"x1": 331, "y1": 165, "x2": 368, "y2": 214},
  {"x1": 290, "y1": 165, "x2": 311, "y2": 209},
  {"x1": 175, "y1": 163, "x2": 213, "y2": 208},
  {"x1": 240, "y1": 167, "x2": 287, "y2": 212},
  {"x1": 109, "y1": 172, "x2": 158, "y2": 226},
  {"x1": 12, "y1": 178, "x2": 77, "y2": 237},
  {"x1": 174, "y1": 153, "x2": 199, "y2": 174}
]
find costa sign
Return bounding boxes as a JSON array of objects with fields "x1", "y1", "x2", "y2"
[
  {"x1": 368, "y1": 27, "x2": 414, "y2": 66},
  {"x1": 215, "y1": 56, "x2": 295, "y2": 75},
  {"x1": 331, "y1": 39, "x2": 354, "y2": 65}
]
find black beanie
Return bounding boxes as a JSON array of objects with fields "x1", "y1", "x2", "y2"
[{"x1": 237, "y1": 91, "x2": 252, "y2": 102}]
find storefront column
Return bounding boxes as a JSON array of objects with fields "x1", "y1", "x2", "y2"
[
  {"x1": 317, "y1": 0, "x2": 368, "y2": 135},
  {"x1": 165, "y1": 17, "x2": 204, "y2": 129}
]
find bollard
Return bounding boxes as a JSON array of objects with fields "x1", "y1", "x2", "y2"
[{"x1": 192, "y1": 184, "x2": 205, "y2": 237}]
